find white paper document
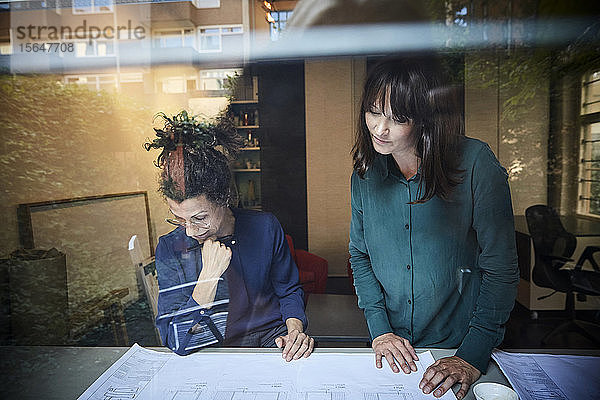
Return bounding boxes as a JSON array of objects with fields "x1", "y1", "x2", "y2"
[
  {"x1": 78, "y1": 344, "x2": 456, "y2": 400},
  {"x1": 492, "y1": 349, "x2": 600, "y2": 400}
]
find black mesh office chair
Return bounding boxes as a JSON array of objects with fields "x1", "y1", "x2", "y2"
[{"x1": 525, "y1": 205, "x2": 600, "y2": 345}]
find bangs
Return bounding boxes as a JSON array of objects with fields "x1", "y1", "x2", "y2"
[{"x1": 362, "y1": 69, "x2": 421, "y2": 123}]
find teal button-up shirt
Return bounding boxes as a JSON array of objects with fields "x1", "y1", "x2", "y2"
[{"x1": 349, "y1": 137, "x2": 519, "y2": 373}]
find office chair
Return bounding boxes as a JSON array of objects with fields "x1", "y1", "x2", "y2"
[
  {"x1": 525, "y1": 205, "x2": 600, "y2": 345},
  {"x1": 128, "y1": 235, "x2": 161, "y2": 344},
  {"x1": 285, "y1": 234, "x2": 328, "y2": 295}
]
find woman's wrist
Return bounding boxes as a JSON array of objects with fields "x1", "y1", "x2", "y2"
[
  {"x1": 285, "y1": 317, "x2": 304, "y2": 333},
  {"x1": 192, "y1": 280, "x2": 219, "y2": 306}
]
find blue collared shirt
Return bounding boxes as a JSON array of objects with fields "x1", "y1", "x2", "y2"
[{"x1": 349, "y1": 136, "x2": 519, "y2": 372}]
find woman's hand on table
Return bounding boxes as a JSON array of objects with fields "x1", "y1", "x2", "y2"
[
  {"x1": 419, "y1": 355, "x2": 480, "y2": 399},
  {"x1": 275, "y1": 318, "x2": 314, "y2": 361},
  {"x1": 371, "y1": 332, "x2": 419, "y2": 374}
]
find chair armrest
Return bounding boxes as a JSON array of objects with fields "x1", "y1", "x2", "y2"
[
  {"x1": 295, "y1": 249, "x2": 328, "y2": 294},
  {"x1": 576, "y1": 246, "x2": 600, "y2": 272},
  {"x1": 570, "y1": 269, "x2": 600, "y2": 296},
  {"x1": 543, "y1": 255, "x2": 574, "y2": 264},
  {"x1": 542, "y1": 255, "x2": 575, "y2": 271}
]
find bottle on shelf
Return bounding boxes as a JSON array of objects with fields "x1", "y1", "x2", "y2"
[{"x1": 254, "y1": 109, "x2": 259, "y2": 126}]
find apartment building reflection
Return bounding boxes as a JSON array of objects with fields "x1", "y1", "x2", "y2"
[{"x1": 0, "y1": 0, "x2": 295, "y2": 113}]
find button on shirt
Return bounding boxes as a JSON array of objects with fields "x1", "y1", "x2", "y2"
[{"x1": 349, "y1": 137, "x2": 519, "y2": 373}]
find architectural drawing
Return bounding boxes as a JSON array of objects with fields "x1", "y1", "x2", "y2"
[
  {"x1": 78, "y1": 345, "x2": 456, "y2": 400},
  {"x1": 213, "y1": 390, "x2": 286, "y2": 400},
  {"x1": 163, "y1": 382, "x2": 207, "y2": 400},
  {"x1": 301, "y1": 390, "x2": 346, "y2": 400}
]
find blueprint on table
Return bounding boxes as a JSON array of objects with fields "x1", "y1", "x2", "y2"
[
  {"x1": 492, "y1": 349, "x2": 600, "y2": 400},
  {"x1": 78, "y1": 344, "x2": 456, "y2": 400}
]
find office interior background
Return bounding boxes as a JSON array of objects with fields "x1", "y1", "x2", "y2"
[{"x1": 0, "y1": 0, "x2": 599, "y2": 350}]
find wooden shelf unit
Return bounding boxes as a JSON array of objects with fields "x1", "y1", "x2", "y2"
[{"x1": 230, "y1": 88, "x2": 261, "y2": 210}]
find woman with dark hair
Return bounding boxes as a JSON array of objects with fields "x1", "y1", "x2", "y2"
[
  {"x1": 145, "y1": 110, "x2": 314, "y2": 360},
  {"x1": 349, "y1": 57, "x2": 518, "y2": 399}
]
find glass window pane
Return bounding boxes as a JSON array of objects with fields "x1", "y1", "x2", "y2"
[
  {"x1": 85, "y1": 43, "x2": 95, "y2": 56},
  {"x1": 183, "y1": 33, "x2": 194, "y2": 47},
  {"x1": 200, "y1": 35, "x2": 220, "y2": 51},
  {"x1": 270, "y1": 24, "x2": 279, "y2": 41},
  {"x1": 162, "y1": 34, "x2": 181, "y2": 48},
  {"x1": 1, "y1": 43, "x2": 12, "y2": 55},
  {"x1": 195, "y1": 0, "x2": 220, "y2": 8},
  {"x1": 583, "y1": 71, "x2": 600, "y2": 114},
  {"x1": 95, "y1": 0, "x2": 113, "y2": 9},
  {"x1": 581, "y1": 122, "x2": 600, "y2": 215},
  {"x1": 75, "y1": 42, "x2": 86, "y2": 57},
  {"x1": 73, "y1": 0, "x2": 91, "y2": 12}
]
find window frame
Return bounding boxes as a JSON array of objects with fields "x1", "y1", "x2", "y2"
[
  {"x1": 159, "y1": 75, "x2": 199, "y2": 94},
  {"x1": 71, "y1": 38, "x2": 115, "y2": 57},
  {"x1": 192, "y1": 0, "x2": 220, "y2": 9},
  {"x1": 64, "y1": 74, "x2": 117, "y2": 91},
  {"x1": 268, "y1": 10, "x2": 293, "y2": 41},
  {"x1": 197, "y1": 25, "x2": 243, "y2": 53},
  {"x1": 199, "y1": 68, "x2": 242, "y2": 91},
  {"x1": 153, "y1": 28, "x2": 196, "y2": 49},
  {"x1": 577, "y1": 69, "x2": 600, "y2": 218},
  {"x1": 72, "y1": 0, "x2": 114, "y2": 15}
]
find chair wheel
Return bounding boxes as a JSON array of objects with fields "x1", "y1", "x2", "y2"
[{"x1": 530, "y1": 311, "x2": 538, "y2": 320}]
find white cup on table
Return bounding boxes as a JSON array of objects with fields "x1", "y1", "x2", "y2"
[{"x1": 473, "y1": 382, "x2": 518, "y2": 400}]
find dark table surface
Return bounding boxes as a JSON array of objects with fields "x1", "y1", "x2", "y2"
[{"x1": 305, "y1": 293, "x2": 370, "y2": 343}]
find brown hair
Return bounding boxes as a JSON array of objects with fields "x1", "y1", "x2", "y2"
[{"x1": 352, "y1": 56, "x2": 464, "y2": 203}]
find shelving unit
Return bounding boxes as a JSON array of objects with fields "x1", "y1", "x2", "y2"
[{"x1": 230, "y1": 91, "x2": 262, "y2": 210}]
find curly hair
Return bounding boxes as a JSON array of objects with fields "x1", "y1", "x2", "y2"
[
  {"x1": 352, "y1": 56, "x2": 464, "y2": 203},
  {"x1": 144, "y1": 108, "x2": 244, "y2": 206}
]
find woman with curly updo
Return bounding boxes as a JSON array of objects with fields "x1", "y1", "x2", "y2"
[{"x1": 145, "y1": 110, "x2": 314, "y2": 359}]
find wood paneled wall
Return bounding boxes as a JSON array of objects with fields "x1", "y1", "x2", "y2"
[{"x1": 305, "y1": 58, "x2": 365, "y2": 275}]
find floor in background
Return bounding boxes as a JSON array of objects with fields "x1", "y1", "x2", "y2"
[{"x1": 501, "y1": 302, "x2": 600, "y2": 349}]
